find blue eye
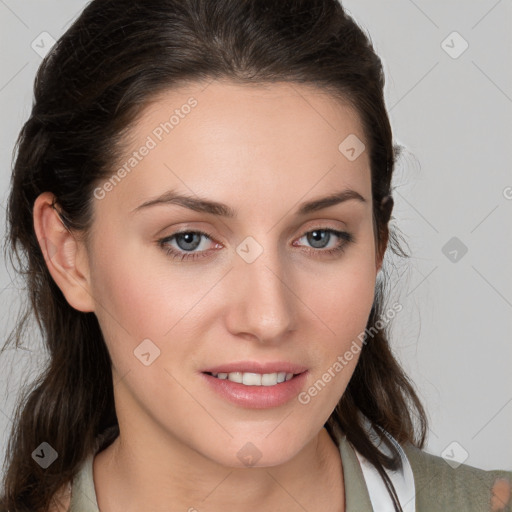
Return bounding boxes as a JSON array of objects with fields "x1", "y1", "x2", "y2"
[
  {"x1": 295, "y1": 229, "x2": 353, "y2": 252},
  {"x1": 158, "y1": 230, "x2": 215, "y2": 261},
  {"x1": 157, "y1": 228, "x2": 354, "y2": 262}
]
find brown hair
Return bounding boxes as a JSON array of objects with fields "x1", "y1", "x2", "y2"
[{"x1": 1, "y1": 1, "x2": 427, "y2": 510}]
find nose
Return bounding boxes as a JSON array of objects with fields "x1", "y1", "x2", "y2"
[{"x1": 224, "y1": 240, "x2": 297, "y2": 345}]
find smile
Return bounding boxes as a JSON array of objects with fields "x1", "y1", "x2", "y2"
[{"x1": 206, "y1": 371, "x2": 298, "y2": 386}]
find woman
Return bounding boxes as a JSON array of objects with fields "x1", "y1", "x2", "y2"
[{"x1": 1, "y1": 1, "x2": 510, "y2": 511}]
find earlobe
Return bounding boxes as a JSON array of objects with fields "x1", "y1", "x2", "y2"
[{"x1": 33, "y1": 192, "x2": 95, "y2": 313}]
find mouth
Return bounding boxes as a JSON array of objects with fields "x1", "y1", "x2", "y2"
[
  {"x1": 200, "y1": 368, "x2": 309, "y2": 408},
  {"x1": 203, "y1": 370, "x2": 305, "y2": 386}
]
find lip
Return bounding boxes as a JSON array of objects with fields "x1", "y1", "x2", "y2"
[
  {"x1": 201, "y1": 370, "x2": 309, "y2": 409},
  {"x1": 201, "y1": 361, "x2": 308, "y2": 374}
]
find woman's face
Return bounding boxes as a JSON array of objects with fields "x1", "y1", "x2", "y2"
[{"x1": 84, "y1": 80, "x2": 380, "y2": 467}]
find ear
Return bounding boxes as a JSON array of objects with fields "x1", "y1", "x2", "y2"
[
  {"x1": 375, "y1": 195, "x2": 394, "y2": 273},
  {"x1": 33, "y1": 192, "x2": 95, "y2": 312}
]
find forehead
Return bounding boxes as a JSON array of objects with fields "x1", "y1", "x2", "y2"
[{"x1": 99, "y1": 80, "x2": 371, "y2": 216}]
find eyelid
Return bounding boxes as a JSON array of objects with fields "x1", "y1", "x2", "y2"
[
  {"x1": 157, "y1": 223, "x2": 353, "y2": 262},
  {"x1": 157, "y1": 219, "x2": 347, "y2": 247},
  {"x1": 296, "y1": 218, "x2": 348, "y2": 235},
  {"x1": 157, "y1": 218, "x2": 347, "y2": 241}
]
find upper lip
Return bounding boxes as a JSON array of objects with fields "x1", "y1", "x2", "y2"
[{"x1": 202, "y1": 361, "x2": 308, "y2": 375}]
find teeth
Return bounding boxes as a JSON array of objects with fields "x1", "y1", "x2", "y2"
[{"x1": 211, "y1": 371, "x2": 295, "y2": 386}]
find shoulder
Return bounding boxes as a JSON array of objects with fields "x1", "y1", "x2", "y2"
[{"x1": 402, "y1": 443, "x2": 512, "y2": 512}]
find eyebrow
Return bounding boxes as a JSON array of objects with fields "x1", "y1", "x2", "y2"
[{"x1": 131, "y1": 188, "x2": 366, "y2": 217}]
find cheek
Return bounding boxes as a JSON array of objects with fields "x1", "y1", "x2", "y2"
[
  {"x1": 323, "y1": 272, "x2": 374, "y2": 328},
  {"x1": 88, "y1": 234, "x2": 218, "y2": 379},
  {"x1": 87, "y1": 233, "x2": 173, "y2": 348},
  {"x1": 305, "y1": 251, "x2": 376, "y2": 347},
  {"x1": 296, "y1": 264, "x2": 375, "y2": 417}
]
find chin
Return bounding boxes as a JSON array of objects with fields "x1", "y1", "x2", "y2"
[{"x1": 209, "y1": 434, "x2": 304, "y2": 470}]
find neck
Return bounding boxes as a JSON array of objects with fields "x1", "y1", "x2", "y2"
[{"x1": 93, "y1": 426, "x2": 344, "y2": 511}]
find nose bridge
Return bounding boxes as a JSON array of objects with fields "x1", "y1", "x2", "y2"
[{"x1": 229, "y1": 233, "x2": 295, "y2": 341}]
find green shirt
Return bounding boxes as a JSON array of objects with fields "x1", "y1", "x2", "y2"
[{"x1": 69, "y1": 434, "x2": 512, "y2": 511}]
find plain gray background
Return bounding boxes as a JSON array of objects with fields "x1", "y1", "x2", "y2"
[{"x1": 0, "y1": 0, "x2": 511, "y2": 480}]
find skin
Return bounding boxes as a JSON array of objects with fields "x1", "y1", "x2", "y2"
[{"x1": 34, "y1": 80, "x2": 387, "y2": 512}]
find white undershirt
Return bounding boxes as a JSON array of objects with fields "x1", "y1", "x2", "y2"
[{"x1": 353, "y1": 420, "x2": 416, "y2": 512}]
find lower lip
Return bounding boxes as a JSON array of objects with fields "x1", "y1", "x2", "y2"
[{"x1": 201, "y1": 371, "x2": 309, "y2": 409}]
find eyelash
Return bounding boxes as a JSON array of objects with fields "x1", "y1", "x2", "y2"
[{"x1": 157, "y1": 228, "x2": 354, "y2": 262}]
